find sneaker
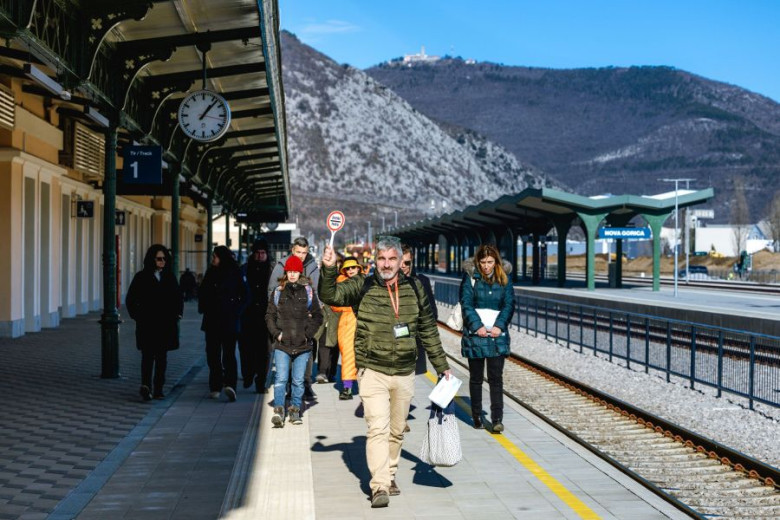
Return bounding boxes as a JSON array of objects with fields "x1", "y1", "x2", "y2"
[
  {"x1": 153, "y1": 392, "x2": 165, "y2": 400},
  {"x1": 288, "y1": 406, "x2": 302, "y2": 425},
  {"x1": 492, "y1": 420, "x2": 504, "y2": 433},
  {"x1": 370, "y1": 489, "x2": 389, "y2": 508},
  {"x1": 139, "y1": 385, "x2": 152, "y2": 402},
  {"x1": 271, "y1": 407, "x2": 285, "y2": 428},
  {"x1": 315, "y1": 374, "x2": 328, "y2": 384},
  {"x1": 224, "y1": 386, "x2": 237, "y2": 402},
  {"x1": 303, "y1": 385, "x2": 316, "y2": 401},
  {"x1": 338, "y1": 388, "x2": 353, "y2": 400},
  {"x1": 389, "y1": 479, "x2": 401, "y2": 496},
  {"x1": 209, "y1": 391, "x2": 221, "y2": 399},
  {"x1": 242, "y1": 378, "x2": 254, "y2": 389}
]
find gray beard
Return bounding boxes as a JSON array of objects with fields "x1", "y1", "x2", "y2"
[{"x1": 379, "y1": 270, "x2": 397, "y2": 280}]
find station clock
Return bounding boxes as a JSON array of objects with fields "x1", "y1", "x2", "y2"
[{"x1": 177, "y1": 89, "x2": 231, "y2": 142}]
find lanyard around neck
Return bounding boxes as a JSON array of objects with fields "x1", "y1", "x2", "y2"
[{"x1": 386, "y1": 280, "x2": 399, "y2": 319}]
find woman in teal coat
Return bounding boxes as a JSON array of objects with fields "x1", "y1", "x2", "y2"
[{"x1": 460, "y1": 244, "x2": 515, "y2": 432}]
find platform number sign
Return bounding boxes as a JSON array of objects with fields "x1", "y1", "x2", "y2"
[
  {"x1": 326, "y1": 210, "x2": 345, "y2": 248},
  {"x1": 122, "y1": 146, "x2": 162, "y2": 185}
]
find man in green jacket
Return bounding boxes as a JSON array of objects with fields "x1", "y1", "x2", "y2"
[{"x1": 319, "y1": 236, "x2": 451, "y2": 508}]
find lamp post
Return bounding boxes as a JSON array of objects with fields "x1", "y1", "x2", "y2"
[
  {"x1": 394, "y1": 210, "x2": 398, "y2": 228},
  {"x1": 367, "y1": 221, "x2": 372, "y2": 248},
  {"x1": 381, "y1": 215, "x2": 385, "y2": 232},
  {"x1": 660, "y1": 178, "x2": 695, "y2": 297}
]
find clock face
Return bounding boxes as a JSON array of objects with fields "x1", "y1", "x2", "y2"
[{"x1": 177, "y1": 90, "x2": 231, "y2": 142}]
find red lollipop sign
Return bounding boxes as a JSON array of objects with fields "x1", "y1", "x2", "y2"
[{"x1": 326, "y1": 210, "x2": 345, "y2": 248}]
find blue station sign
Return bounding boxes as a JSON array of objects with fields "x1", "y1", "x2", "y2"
[
  {"x1": 122, "y1": 145, "x2": 162, "y2": 184},
  {"x1": 598, "y1": 227, "x2": 651, "y2": 239}
]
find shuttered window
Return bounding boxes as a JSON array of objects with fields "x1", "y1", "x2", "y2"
[
  {"x1": 73, "y1": 121, "x2": 104, "y2": 177},
  {"x1": 0, "y1": 84, "x2": 15, "y2": 131}
]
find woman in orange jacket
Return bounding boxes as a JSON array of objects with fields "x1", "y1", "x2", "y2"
[{"x1": 332, "y1": 257, "x2": 362, "y2": 400}]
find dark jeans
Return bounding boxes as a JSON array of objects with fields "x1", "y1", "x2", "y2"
[
  {"x1": 239, "y1": 307, "x2": 270, "y2": 388},
  {"x1": 205, "y1": 330, "x2": 238, "y2": 392},
  {"x1": 316, "y1": 344, "x2": 339, "y2": 381},
  {"x1": 468, "y1": 356, "x2": 505, "y2": 421},
  {"x1": 141, "y1": 346, "x2": 167, "y2": 394},
  {"x1": 304, "y1": 338, "x2": 316, "y2": 386}
]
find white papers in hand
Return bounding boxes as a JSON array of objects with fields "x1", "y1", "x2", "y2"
[
  {"x1": 428, "y1": 374, "x2": 462, "y2": 408},
  {"x1": 476, "y1": 308, "x2": 500, "y2": 329}
]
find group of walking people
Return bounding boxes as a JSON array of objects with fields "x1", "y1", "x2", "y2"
[{"x1": 126, "y1": 233, "x2": 516, "y2": 509}]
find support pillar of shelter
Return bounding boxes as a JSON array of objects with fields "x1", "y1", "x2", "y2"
[
  {"x1": 237, "y1": 223, "x2": 243, "y2": 264},
  {"x1": 642, "y1": 213, "x2": 669, "y2": 292},
  {"x1": 531, "y1": 234, "x2": 540, "y2": 285},
  {"x1": 100, "y1": 118, "x2": 120, "y2": 379},
  {"x1": 445, "y1": 237, "x2": 453, "y2": 274},
  {"x1": 576, "y1": 212, "x2": 608, "y2": 291},
  {"x1": 552, "y1": 217, "x2": 573, "y2": 288},
  {"x1": 171, "y1": 165, "x2": 180, "y2": 277},
  {"x1": 207, "y1": 200, "x2": 214, "y2": 263},
  {"x1": 225, "y1": 213, "x2": 230, "y2": 248},
  {"x1": 521, "y1": 236, "x2": 528, "y2": 281}
]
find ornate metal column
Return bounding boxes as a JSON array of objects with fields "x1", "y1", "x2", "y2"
[
  {"x1": 100, "y1": 114, "x2": 120, "y2": 378},
  {"x1": 171, "y1": 163, "x2": 181, "y2": 277}
]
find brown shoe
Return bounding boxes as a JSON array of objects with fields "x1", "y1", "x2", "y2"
[
  {"x1": 472, "y1": 415, "x2": 484, "y2": 429},
  {"x1": 371, "y1": 489, "x2": 389, "y2": 508},
  {"x1": 389, "y1": 479, "x2": 400, "y2": 496}
]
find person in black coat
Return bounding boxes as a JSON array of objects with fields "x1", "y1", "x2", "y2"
[
  {"x1": 198, "y1": 245, "x2": 248, "y2": 402},
  {"x1": 239, "y1": 239, "x2": 272, "y2": 393},
  {"x1": 125, "y1": 244, "x2": 183, "y2": 401},
  {"x1": 401, "y1": 244, "x2": 438, "y2": 375}
]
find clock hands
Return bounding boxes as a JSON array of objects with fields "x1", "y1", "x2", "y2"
[{"x1": 199, "y1": 98, "x2": 220, "y2": 120}]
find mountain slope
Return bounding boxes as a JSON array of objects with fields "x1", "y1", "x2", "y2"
[
  {"x1": 367, "y1": 60, "x2": 780, "y2": 223},
  {"x1": 280, "y1": 32, "x2": 556, "y2": 237}
]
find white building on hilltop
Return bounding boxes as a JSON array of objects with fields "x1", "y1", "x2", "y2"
[{"x1": 403, "y1": 45, "x2": 440, "y2": 65}]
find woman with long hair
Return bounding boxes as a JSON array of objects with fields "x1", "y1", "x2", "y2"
[
  {"x1": 125, "y1": 245, "x2": 183, "y2": 401},
  {"x1": 198, "y1": 245, "x2": 247, "y2": 402},
  {"x1": 459, "y1": 244, "x2": 515, "y2": 432},
  {"x1": 266, "y1": 256, "x2": 323, "y2": 426}
]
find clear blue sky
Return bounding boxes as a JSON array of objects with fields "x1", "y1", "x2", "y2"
[{"x1": 280, "y1": 0, "x2": 780, "y2": 102}]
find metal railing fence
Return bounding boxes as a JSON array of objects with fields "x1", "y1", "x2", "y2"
[{"x1": 434, "y1": 279, "x2": 780, "y2": 409}]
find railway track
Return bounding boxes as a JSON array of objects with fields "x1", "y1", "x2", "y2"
[
  {"x1": 439, "y1": 323, "x2": 780, "y2": 519},
  {"x1": 570, "y1": 273, "x2": 780, "y2": 295}
]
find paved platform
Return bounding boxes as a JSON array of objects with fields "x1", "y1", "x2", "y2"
[{"x1": 1, "y1": 306, "x2": 690, "y2": 519}]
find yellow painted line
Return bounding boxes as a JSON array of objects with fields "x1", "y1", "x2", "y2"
[{"x1": 424, "y1": 372, "x2": 601, "y2": 520}]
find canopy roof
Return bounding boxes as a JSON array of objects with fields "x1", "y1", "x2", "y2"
[
  {"x1": 396, "y1": 187, "x2": 715, "y2": 239},
  {"x1": 0, "y1": 0, "x2": 289, "y2": 221}
]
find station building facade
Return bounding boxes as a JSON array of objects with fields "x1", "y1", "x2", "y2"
[{"x1": 0, "y1": 81, "x2": 207, "y2": 337}]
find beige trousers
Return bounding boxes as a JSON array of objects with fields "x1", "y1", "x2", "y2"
[{"x1": 357, "y1": 367, "x2": 416, "y2": 494}]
